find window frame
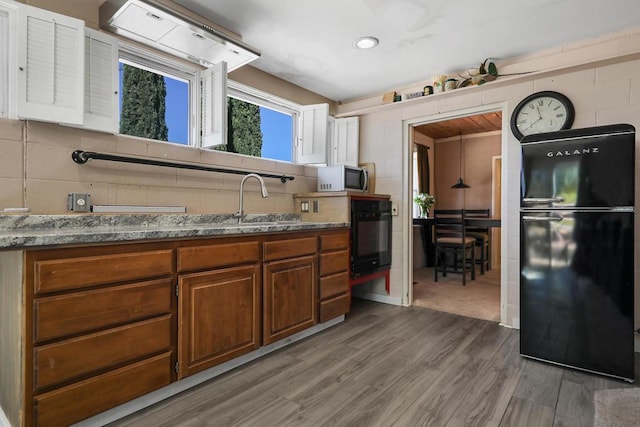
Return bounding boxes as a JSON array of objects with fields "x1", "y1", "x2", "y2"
[
  {"x1": 118, "y1": 42, "x2": 201, "y2": 147},
  {"x1": 116, "y1": 43, "x2": 312, "y2": 164},
  {"x1": 227, "y1": 80, "x2": 300, "y2": 163}
]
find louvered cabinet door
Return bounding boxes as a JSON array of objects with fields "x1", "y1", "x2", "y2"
[
  {"x1": 16, "y1": 3, "x2": 84, "y2": 124},
  {"x1": 83, "y1": 28, "x2": 118, "y2": 133}
]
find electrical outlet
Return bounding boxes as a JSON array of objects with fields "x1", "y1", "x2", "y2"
[
  {"x1": 391, "y1": 203, "x2": 399, "y2": 215},
  {"x1": 67, "y1": 193, "x2": 91, "y2": 212}
]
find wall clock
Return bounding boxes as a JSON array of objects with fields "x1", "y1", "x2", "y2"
[{"x1": 510, "y1": 91, "x2": 575, "y2": 140}]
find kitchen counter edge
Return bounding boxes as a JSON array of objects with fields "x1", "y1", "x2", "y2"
[{"x1": 0, "y1": 213, "x2": 350, "y2": 250}]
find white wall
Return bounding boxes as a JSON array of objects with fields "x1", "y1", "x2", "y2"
[{"x1": 339, "y1": 29, "x2": 640, "y2": 334}]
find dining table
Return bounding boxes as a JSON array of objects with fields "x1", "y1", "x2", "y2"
[{"x1": 413, "y1": 216, "x2": 501, "y2": 268}]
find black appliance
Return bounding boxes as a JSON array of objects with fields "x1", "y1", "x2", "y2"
[
  {"x1": 350, "y1": 198, "x2": 392, "y2": 278},
  {"x1": 520, "y1": 124, "x2": 635, "y2": 382}
]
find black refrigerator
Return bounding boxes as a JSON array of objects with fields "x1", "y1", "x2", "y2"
[{"x1": 520, "y1": 124, "x2": 635, "y2": 382}]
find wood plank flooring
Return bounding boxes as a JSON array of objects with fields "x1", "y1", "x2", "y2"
[{"x1": 109, "y1": 299, "x2": 639, "y2": 427}]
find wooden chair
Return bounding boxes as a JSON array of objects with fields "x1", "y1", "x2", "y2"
[
  {"x1": 434, "y1": 209, "x2": 476, "y2": 285},
  {"x1": 464, "y1": 209, "x2": 490, "y2": 274}
]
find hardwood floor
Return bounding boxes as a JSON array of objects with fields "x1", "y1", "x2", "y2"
[{"x1": 109, "y1": 299, "x2": 638, "y2": 427}]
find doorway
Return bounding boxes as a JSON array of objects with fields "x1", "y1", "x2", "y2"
[{"x1": 409, "y1": 110, "x2": 503, "y2": 322}]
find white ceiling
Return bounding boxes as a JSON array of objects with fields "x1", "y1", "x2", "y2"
[{"x1": 173, "y1": 0, "x2": 640, "y2": 102}]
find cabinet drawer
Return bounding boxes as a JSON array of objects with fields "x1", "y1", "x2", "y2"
[
  {"x1": 34, "y1": 278, "x2": 172, "y2": 342},
  {"x1": 319, "y1": 249, "x2": 349, "y2": 276},
  {"x1": 319, "y1": 231, "x2": 349, "y2": 251},
  {"x1": 34, "y1": 250, "x2": 173, "y2": 294},
  {"x1": 34, "y1": 352, "x2": 172, "y2": 427},
  {"x1": 319, "y1": 293, "x2": 350, "y2": 323},
  {"x1": 319, "y1": 271, "x2": 349, "y2": 300},
  {"x1": 177, "y1": 241, "x2": 259, "y2": 272},
  {"x1": 263, "y1": 237, "x2": 317, "y2": 261},
  {"x1": 34, "y1": 315, "x2": 171, "y2": 390}
]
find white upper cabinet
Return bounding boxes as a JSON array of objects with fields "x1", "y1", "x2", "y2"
[
  {"x1": 82, "y1": 28, "x2": 119, "y2": 133},
  {"x1": 16, "y1": 3, "x2": 84, "y2": 125},
  {"x1": 298, "y1": 103, "x2": 329, "y2": 164},
  {"x1": 298, "y1": 105, "x2": 360, "y2": 166},
  {"x1": 201, "y1": 61, "x2": 228, "y2": 148},
  {"x1": 0, "y1": 0, "x2": 16, "y2": 118},
  {"x1": 331, "y1": 117, "x2": 359, "y2": 167}
]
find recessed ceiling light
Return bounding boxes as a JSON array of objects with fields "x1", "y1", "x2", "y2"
[{"x1": 353, "y1": 36, "x2": 379, "y2": 49}]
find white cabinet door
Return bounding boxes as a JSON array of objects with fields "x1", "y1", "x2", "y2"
[
  {"x1": 331, "y1": 116, "x2": 359, "y2": 167},
  {"x1": 0, "y1": 8, "x2": 8, "y2": 118},
  {"x1": 16, "y1": 3, "x2": 84, "y2": 125},
  {"x1": 82, "y1": 28, "x2": 118, "y2": 133},
  {"x1": 201, "y1": 61, "x2": 227, "y2": 148},
  {"x1": 298, "y1": 103, "x2": 328, "y2": 164},
  {"x1": 0, "y1": 0, "x2": 17, "y2": 119}
]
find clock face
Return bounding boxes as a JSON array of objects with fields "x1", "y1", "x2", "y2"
[{"x1": 510, "y1": 91, "x2": 574, "y2": 140}]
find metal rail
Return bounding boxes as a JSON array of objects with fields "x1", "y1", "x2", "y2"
[{"x1": 71, "y1": 150, "x2": 295, "y2": 183}]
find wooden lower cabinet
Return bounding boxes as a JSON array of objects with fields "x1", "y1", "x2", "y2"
[
  {"x1": 11, "y1": 228, "x2": 348, "y2": 426},
  {"x1": 25, "y1": 243, "x2": 175, "y2": 427},
  {"x1": 263, "y1": 255, "x2": 318, "y2": 345},
  {"x1": 34, "y1": 353, "x2": 172, "y2": 427},
  {"x1": 177, "y1": 264, "x2": 261, "y2": 378},
  {"x1": 318, "y1": 231, "x2": 351, "y2": 322}
]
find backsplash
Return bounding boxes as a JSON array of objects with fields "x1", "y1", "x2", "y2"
[{"x1": 0, "y1": 119, "x2": 318, "y2": 214}]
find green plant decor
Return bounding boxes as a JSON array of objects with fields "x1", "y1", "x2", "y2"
[{"x1": 414, "y1": 193, "x2": 435, "y2": 218}]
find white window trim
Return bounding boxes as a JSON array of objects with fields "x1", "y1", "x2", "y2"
[{"x1": 227, "y1": 80, "x2": 301, "y2": 116}]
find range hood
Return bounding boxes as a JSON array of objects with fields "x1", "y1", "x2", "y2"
[{"x1": 99, "y1": 0, "x2": 260, "y2": 70}]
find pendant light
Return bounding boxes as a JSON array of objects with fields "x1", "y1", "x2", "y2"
[{"x1": 451, "y1": 132, "x2": 470, "y2": 189}]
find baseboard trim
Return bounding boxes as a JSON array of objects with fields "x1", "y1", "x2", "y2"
[
  {"x1": 74, "y1": 316, "x2": 344, "y2": 427},
  {"x1": 351, "y1": 290, "x2": 402, "y2": 306}
]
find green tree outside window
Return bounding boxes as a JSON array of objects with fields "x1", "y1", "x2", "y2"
[{"x1": 119, "y1": 64, "x2": 168, "y2": 141}]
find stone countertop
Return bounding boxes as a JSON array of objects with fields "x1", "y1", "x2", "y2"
[{"x1": 0, "y1": 213, "x2": 350, "y2": 250}]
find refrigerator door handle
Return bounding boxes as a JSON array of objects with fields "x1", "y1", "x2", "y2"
[
  {"x1": 522, "y1": 197, "x2": 565, "y2": 205},
  {"x1": 522, "y1": 215, "x2": 563, "y2": 222}
]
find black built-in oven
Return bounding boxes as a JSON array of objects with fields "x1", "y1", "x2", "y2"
[{"x1": 350, "y1": 198, "x2": 392, "y2": 278}]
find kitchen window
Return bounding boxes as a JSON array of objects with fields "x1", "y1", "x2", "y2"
[
  {"x1": 227, "y1": 82, "x2": 298, "y2": 162},
  {"x1": 118, "y1": 48, "x2": 196, "y2": 145},
  {"x1": 7, "y1": 1, "x2": 336, "y2": 165},
  {"x1": 117, "y1": 46, "x2": 301, "y2": 162}
]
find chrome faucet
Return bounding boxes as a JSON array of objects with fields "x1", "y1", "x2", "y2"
[{"x1": 235, "y1": 173, "x2": 269, "y2": 223}]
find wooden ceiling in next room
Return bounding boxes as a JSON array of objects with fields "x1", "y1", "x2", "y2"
[{"x1": 414, "y1": 111, "x2": 502, "y2": 140}]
